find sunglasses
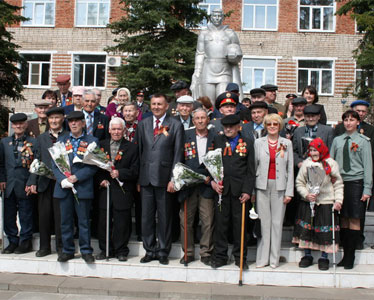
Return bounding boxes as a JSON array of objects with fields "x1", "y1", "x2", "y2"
[{"x1": 266, "y1": 122, "x2": 279, "y2": 127}]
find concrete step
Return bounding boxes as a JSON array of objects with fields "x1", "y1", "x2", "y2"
[{"x1": 0, "y1": 251, "x2": 374, "y2": 289}]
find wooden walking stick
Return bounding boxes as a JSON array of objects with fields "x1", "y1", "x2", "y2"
[
  {"x1": 239, "y1": 201, "x2": 246, "y2": 286},
  {"x1": 184, "y1": 199, "x2": 188, "y2": 266}
]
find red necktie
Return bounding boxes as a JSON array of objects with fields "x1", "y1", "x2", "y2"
[{"x1": 154, "y1": 119, "x2": 160, "y2": 137}]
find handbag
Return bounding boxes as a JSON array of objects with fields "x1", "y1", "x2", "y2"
[{"x1": 253, "y1": 218, "x2": 262, "y2": 239}]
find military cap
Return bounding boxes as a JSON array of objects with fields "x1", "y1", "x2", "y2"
[
  {"x1": 10, "y1": 113, "x2": 28, "y2": 123},
  {"x1": 350, "y1": 100, "x2": 370, "y2": 108},
  {"x1": 170, "y1": 80, "x2": 188, "y2": 91},
  {"x1": 249, "y1": 101, "x2": 268, "y2": 110},
  {"x1": 34, "y1": 100, "x2": 51, "y2": 106},
  {"x1": 176, "y1": 95, "x2": 194, "y2": 104},
  {"x1": 250, "y1": 88, "x2": 266, "y2": 96},
  {"x1": 215, "y1": 92, "x2": 239, "y2": 110},
  {"x1": 112, "y1": 88, "x2": 119, "y2": 96},
  {"x1": 292, "y1": 97, "x2": 307, "y2": 105},
  {"x1": 55, "y1": 74, "x2": 70, "y2": 83},
  {"x1": 221, "y1": 114, "x2": 240, "y2": 126},
  {"x1": 304, "y1": 104, "x2": 321, "y2": 115},
  {"x1": 261, "y1": 84, "x2": 278, "y2": 91},
  {"x1": 137, "y1": 91, "x2": 144, "y2": 96},
  {"x1": 226, "y1": 82, "x2": 239, "y2": 92},
  {"x1": 46, "y1": 107, "x2": 65, "y2": 117},
  {"x1": 72, "y1": 86, "x2": 85, "y2": 96},
  {"x1": 286, "y1": 93, "x2": 297, "y2": 99},
  {"x1": 66, "y1": 111, "x2": 85, "y2": 121}
]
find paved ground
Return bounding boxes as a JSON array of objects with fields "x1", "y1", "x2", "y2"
[{"x1": 0, "y1": 273, "x2": 374, "y2": 299}]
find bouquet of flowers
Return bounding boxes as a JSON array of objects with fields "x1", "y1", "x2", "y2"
[
  {"x1": 202, "y1": 148, "x2": 224, "y2": 209},
  {"x1": 48, "y1": 142, "x2": 78, "y2": 202},
  {"x1": 307, "y1": 165, "x2": 326, "y2": 226},
  {"x1": 75, "y1": 142, "x2": 125, "y2": 193},
  {"x1": 171, "y1": 162, "x2": 207, "y2": 192},
  {"x1": 30, "y1": 159, "x2": 55, "y2": 179},
  {"x1": 284, "y1": 119, "x2": 300, "y2": 139}
]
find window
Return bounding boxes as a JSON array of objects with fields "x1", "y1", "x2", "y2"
[
  {"x1": 73, "y1": 54, "x2": 106, "y2": 87},
  {"x1": 198, "y1": 0, "x2": 222, "y2": 27},
  {"x1": 243, "y1": 0, "x2": 277, "y2": 30},
  {"x1": 20, "y1": 53, "x2": 51, "y2": 87},
  {"x1": 76, "y1": 0, "x2": 110, "y2": 27},
  {"x1": 242, "y1": 58, "x2": 276, "y2": 92},
  {"x1": 298, "y1": 60, "x2": 334, "y2": 95},
  {"x1": 299, "y1": 0, "x2": 334, "y2": 32},
  {"x1": 22, "y1": 0, "x2": 55, "y2": 26}
]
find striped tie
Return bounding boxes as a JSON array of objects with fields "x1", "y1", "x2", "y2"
[{"x1": 87, "y1": 114, "x2": 93, "y2": 135}]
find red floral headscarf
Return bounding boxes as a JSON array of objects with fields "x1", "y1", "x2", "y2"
[{"x1": 308, "y1": 137, "x2": 331, "y2": 175}]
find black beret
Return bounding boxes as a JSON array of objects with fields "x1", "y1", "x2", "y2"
[
  {"x1": 292, "y1": 97, "x2": 307, "y2": 105},
  {"x1": 46, "y1": 107, "x2": 65, "y2": 117},
  {"x1": 66, "y1": 111, "x2": 85, "y2": 120},
  {"x1": 170, "y1": 80, "x2": 188, "y2": 91},
  {"x1": 260, "y1": 84, "x2": 278, "y2": 91},
  {"x1": 249, "y1": 101, "x2": 268, "y2": 110},
  {"x1": 215, "y1": 92, "x2": 239, "y2": 110},
  {"x1": 10, "y1": 113, "x2": 27, "y2": 123},
  {"x1": 303, "y1": 104, "x2": 321, "y2": 115},
  {"x1": 221, "y1": 114, "x2": 240, "y2": 126},
  {"x1": 286, "y1": 94, "x2": 297, "y2": 99},
  {"x1": 250, "y1": 88, "x2": 266, "y2": 96}
]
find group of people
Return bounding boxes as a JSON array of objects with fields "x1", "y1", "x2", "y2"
[{"x1": 0, "y1": 73, "x2": 373, "y2": 274}]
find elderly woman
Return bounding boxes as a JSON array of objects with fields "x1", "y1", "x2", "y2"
[
  {"x1": 106, "y1": 87, "x2": 131, "y2": 119},
  {"x1": 254, "y1": 113, "x2": 294, "y2": 268}
]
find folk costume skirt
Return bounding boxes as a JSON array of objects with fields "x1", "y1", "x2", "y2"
[
  {"x1": 292, "y1": 201, "x2": 340, "y2": 253},
  {"x1": 341, "y1": 180, "x2": 365, "y2": 219}
]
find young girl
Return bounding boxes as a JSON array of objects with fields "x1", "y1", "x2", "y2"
[{"x1": 293, "y1": 138, "x2": 343, "y2": 271}]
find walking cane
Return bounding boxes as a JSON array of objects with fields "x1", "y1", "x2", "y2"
[
  {"x1": 239, "y1": 201, "x2": 246, "y2": 286},
  {"x1": 106, "y1": 183, "x2": 110, "y2": 261},
  {"x1": 184, "y1": 199, "x2": 188, "y2": 267},
  {"x1": 1, "y1": 191, "x2": 4, "y2": 251},
  {"x1": 332, "y1": 205, "x2": 336, "y2": 287}
]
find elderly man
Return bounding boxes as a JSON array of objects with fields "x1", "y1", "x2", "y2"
[
  {"x1": 52, "y1": 111, "x2": 98, "y2": 264},
  {"x1": 92, "y1": 88, "x2": 106, "y2": 114},
  {"x1": 122, "y1": 102, "x2": 139, "y2": 142},
  {"x1": 96, "y1": 117, "x2": 139, "y2": 261},
  {"x1": 64, "y1": 86, "x2": 85, "y2": 115},
  {"x1": 135, "y1": 93, "x2": 184, "y2": 265},
  {"x1": 240, "y1": 88, "x2": 277, "y2": 122},
  {"x1": 169, "y1": 80, "x2": 191, "y2": 116},
  {"x1": 284, "y1": 97, "x2": 307, "y2": 127},
  {"x1": 0, "y1": 113, "x2": 38, "y2": 254},
  {"x1": 261, "y1": 84, "x2": 286, "y2": 116},
  {"x1": 210, "y1": 92, "x2": 239, "y2": 135},
  {"x1": 26, "y1": 101, "x2": 51, "y2": 138},
  {"x1": 179, "y1": 108, "x2": 215, "y2": 265},
  {"x1": 175, "y1": 95, "x2": 195, "y2": 129},
  {"x1": 242, "y1": 101, "x2": 268, "y2": 140},
  {"x1": 55, "y1": 75, "x2": 72, "y2": 107}
]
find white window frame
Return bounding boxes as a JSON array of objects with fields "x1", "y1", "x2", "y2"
[
  {"x1": 294, "y1": 57, "x2": 336, "y2": 96},
  {"x1": 242, "y1": 0, "x2": 278, "y2": 31},
  {"x1": 22, "y1": 0, "x2": 55, "y2": 27},
  {"x1": 241, "y1": 56, "x2": 281, "y2": 93},
  {"x1": 197, "y1": 0, "x2": 222, "y2": 28},
  {"x1": 298, "y1": 0, "x2": 336, "y2": 33},
  {"x1": 69, "y1": 51, "x2": 107, "y2": 88},
  {"x1": 75, "y1": 0, "x2": 111, "y2": 28},
  {"x1": 19, "y1": 50, "x2": 56, "y2": 89}
]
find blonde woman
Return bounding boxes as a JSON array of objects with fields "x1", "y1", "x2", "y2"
[
  {"x1": 254, "y1": 113, "x2": 294, "y2": 268},
  {"x1": 106, "y1": 87, "x2": 131, "y2": 119}
]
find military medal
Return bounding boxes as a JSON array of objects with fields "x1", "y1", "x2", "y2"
[
  {"x1": 235, "y1": 139, "x2": 247, "y2": 157},
  {"x1": 65, "y1": 140, "x2": 73, "y2": 153},
  {"x1": 98, "y1": 123, "x2": 104, "y2": 129},
  {"x1": 77, "y1": 141, "x2": 88, "y2": 155},
  {"x1": 223, "y1": 142, "x2": 232, "y2": 156}
]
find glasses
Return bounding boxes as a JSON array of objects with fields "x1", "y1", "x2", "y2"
[{"x1": 266, "y1": 122, "x2": 279, "y2": 127}]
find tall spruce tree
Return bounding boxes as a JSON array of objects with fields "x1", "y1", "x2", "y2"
[{"x1": 106, "y1": 0, "x2": 208, "y2": 97}]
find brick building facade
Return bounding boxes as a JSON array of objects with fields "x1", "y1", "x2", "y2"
[{"x1": 4, "y1": 0, "x2": 360, "y2": 122}]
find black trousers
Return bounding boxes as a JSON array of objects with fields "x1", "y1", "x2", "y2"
[
  {"x1": 213, "y1": 192, "x2": 247, "y2": 262},
  {"x1": 38, "y1": 182, "x2": 62, "y2": 251},
  {"x1": 98, "y1": 207, "x2": 131, "y2": 256},
  {"x1": 141, "y1": 185, "x2": 172, "y2": 257},
  {"x1": 133, "y1": 190, "x2": 142, "y2": 237}
]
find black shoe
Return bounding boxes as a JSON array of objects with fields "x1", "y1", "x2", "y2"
[
  {"x1": 58, "y1": 253, "x2": 74, "y2": 262},
  {"x1": 318, "y1": 258, "x2": 329, "y2": 271},
  {"x1": 337, "y1": 257, "x2": 345, "y2": 267},
  {"x1": 180, "y1": 256, "x2": 194, "y2": 264},
  {"x1": 36, "y1": 249, "x2": 51, "y2": 257},
  {"x1": 211, "y1": 259, "x2": 227, "y2": 269},
  {"x1": 117, "y1": 254, "x2": 127, "y2": 262},
  {"x1": 137, "y1": 235, "x2": 142, "y2": 242},
  {"x1": 299, "y1": 256, "x2": 313, "y2": 268},
  {"x1": 356, "y1": 243, "x2": 364, "y2": 250},
  {"x1": 2, "y1": 243, "x2": 18, "y2": 254},
  {"x1": 159, "y1": 256, "x2": 169, "y2": 265},
  {"x1": 96, "y1": 252, "x2": 114, "y2": 260},
  {"x1": 14, "y1": 240, "x2": 32, "y2": 254},
  {"x1": 140, "y1": 255, "x2": 154, "y2": 263},
  {"x1": 200, "y1": 256, "x2": 211, "y2": 266},
  {"x1": 235, "y1": 260, "x2": 248, "y2": 270},
  {"x1": 82, "y1": 253, "x2": 95, "y2": 264},
  {"x1": 371, "y1": 245, "x2": 374, "y2": 250}
]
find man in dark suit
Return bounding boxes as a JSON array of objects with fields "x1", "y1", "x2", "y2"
[
  {"x1": 55, "y1": 75, "x2": 73, "y2": 107},
  {"x1": 30, "y1": 107, "x2": 67, "y2": 257},
  {"x1": 241, "y1": 101, "x2": 268, "y2": 141},
  {"x1": 92, "y1": 88, "x2": 106, "y2": 114},
  {"x1": 51, "y1": 111, "x2": 98, "y2": 264},
  {"x1": 135, "y1": 93, "x2": 184, "y2": 265},
  {"x1": 0, "y1": 113, "x2": 38, "y2": 254},
  {"x1": 26, "y1": 101, "x2": 51, "y2": 138},
  {"x1": 96, "y1": 118, "x2": 139, "y2": 261},
  {"x1": 179, "y1": 108, "x2": 215, "y2": 265},
  {"x1": 210, "y1": 114, "x2": 255, "y2": 269}
]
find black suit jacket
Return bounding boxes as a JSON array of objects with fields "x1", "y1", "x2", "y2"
[
  {"x1": 97, "y1": 138, "x2": 139, "y2": 210},
  {"x1": 213, "y1": 133, "x2": 255, "y2": 197},
  {"x1": 90, "y1": 110, "x2": 110, "y2": 141},
  {"x1": 241, "y1": 121, "x2": 267, "y2": 141}
]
